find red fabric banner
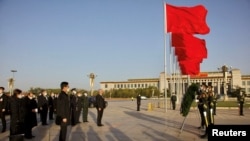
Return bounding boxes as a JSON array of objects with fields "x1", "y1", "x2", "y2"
[
  {"x1": 172, "y1": 33, "x2": 207, "y2": 61},
  {"x1": 166, "y1": 4, "x2": 210, "y2": 34},
  {"x1": 179, "y1": 60, "x2": 200, "y2": 75}
]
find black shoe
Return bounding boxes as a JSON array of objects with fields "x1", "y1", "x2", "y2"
[
  {"x1": 200, "y1": 134, "x2": 207, "y2": 138},
  {"x1": 97, "y1": 124, "x2": 104, "y2": 126},
  {"x1": 42, "y1": 123, "x2": 48, "y2": 125},
  {"x1": 198, "y1": 126, "x2": 204, "y2": 129},
  {"x1": 32, "y1": 135, "x2": 35, "y2": 138},
  {"x1": 1, "y1": 129, "x2": 6, "y2": 133},
  {"x1": 25, "y1": 136, "x2": 33, "y2": 139},
  {"x1": 84, "y1": 121, "x2": 88, "y2": 122}
]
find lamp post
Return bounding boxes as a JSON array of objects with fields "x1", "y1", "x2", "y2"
[
  {"x1": 87, "y1": 73, "x2": 97, "y2": 96},
  {"x1": 218, "y1": 65, "x2": 229, "y2": 101},
  {"x1": 9, "y1": 70, "x2": 17, "y2": 96}
]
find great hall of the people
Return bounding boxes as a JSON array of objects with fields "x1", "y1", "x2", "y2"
[{"x1": 100, "y1": 68, "x2": 250, "y2": 97}]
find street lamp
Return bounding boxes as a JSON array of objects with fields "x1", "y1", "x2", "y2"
[
  {"x1": 87, "y1": 73, "x2": 97, "y2": 96},
  {"x1": 218, "y1": 65, "x2": 230, "y2": 101},
  {"x1": 9, "y1": 70, "x2": 17, "y2": 96}
]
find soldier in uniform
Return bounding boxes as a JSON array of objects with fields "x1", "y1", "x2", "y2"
[
  {"x1": 237, "y1": 91, "x2": 245, "y2": 116},
  {"x1": 82, "y1": 93, "x2": 89, "y2": 122},
  {"x1": 207, "y1": 86, "x2": 217, "y2": 115},
  {"x1": 197, "y1": 91, "x2": 206, "y2": 130},
  {"x1": 197, "y1": 84, "x2": 207, "y2": 129},
  {"x1": 201, "y1": 90, "x2": 214, "y2": 138},
  {"x1": 170, "y1": 93, "x2": 177, "y2": 110}
]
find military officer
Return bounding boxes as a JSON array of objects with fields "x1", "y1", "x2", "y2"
[{"x1": 237, "y1": 91, "x2": 245, "y2": 116}]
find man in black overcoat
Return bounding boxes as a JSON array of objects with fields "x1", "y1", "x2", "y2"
[
  {"x1": 75, "y1": 92, "x2": 83, "y2": 123},
  {"x1": 136, "y1": 94, "x2": 141, "y2": 111},
  {"x1": 24, "y1": 92, "x2": 38, "y2": 139},
  {"x1": 0, "y1": 87, "x2": 7, "y2": 133},
  {"x1": 95, "y1": 89, "x2": 105, "y2": 126},
  {"x1": 38, "y1": 90, "x2": 49, "y2": 125},
  {"x1": 70, "y1": 88, "x2": 77, "y2": 125},
  {"x1": 56, "y1": 81, "x2": 71, "y2": 141},
  {"x1": 9, "y1": 89, "x2": 26, "y2": 141},
  {"x1": 48, "y1": 92, "x2": 55, "y2": 120},
  {"x1": 82, "y1": 93, "x2": 89, "y2": 122}
]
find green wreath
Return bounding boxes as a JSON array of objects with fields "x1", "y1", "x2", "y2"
[{"x1": 180, "y1": 83, "x2": 199, "y2": 117}]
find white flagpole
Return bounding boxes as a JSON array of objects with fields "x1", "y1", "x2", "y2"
[{"x1": 163, "y1": 1, "x2": 167, "y2": 112}]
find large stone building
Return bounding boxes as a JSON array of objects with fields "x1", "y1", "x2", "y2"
[{"x1": 100, "y1": 69, "x2": 250, "y2": 97}]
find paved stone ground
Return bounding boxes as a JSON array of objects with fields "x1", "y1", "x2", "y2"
[{"x1": 0, "y1": 99, "x2": 249, "y2": 141}]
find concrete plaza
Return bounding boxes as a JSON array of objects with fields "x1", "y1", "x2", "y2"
[{"x1": 0, "y1": 99, "x2": 249, "y2": 141}]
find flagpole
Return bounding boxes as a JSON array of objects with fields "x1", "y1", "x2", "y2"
[
  {"x1": 169, "y1": 32, "x2": 173, "y2": 109},
  {"x1": 163, "y1": 1, "x2": 167, "y2": 113}
]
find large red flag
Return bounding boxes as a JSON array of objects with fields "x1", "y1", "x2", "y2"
[
  {"x1": 172, "y1": 33, "x2": 207, "y2": 61},
  {"x1": 179, "y1": 60, "x2": 200, "y2": 75},
  {"x1": 166, "y1": 4, "x2": 210, "y2": 34}
]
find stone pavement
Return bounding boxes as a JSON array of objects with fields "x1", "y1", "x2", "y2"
[{"x1": 0, "y1": 99, "x2": 249, "y2": 141}]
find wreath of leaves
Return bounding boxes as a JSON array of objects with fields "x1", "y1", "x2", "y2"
[{"x1": 180, "y1": 83, "x2": 199, "y2": 117}]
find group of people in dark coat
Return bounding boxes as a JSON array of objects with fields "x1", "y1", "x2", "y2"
[
  {"x1": 0, "y1": 82, "x2": 96, "y2": 141},
  {"x1": 70, "y1": 88, "x2": 85, "y2": 125},
  {"x1": 0, "y1": 87, "x2": 38, "y2": 140},
  {"x1": 55, "y1": 82, "x2": 90, "y2": 141}
]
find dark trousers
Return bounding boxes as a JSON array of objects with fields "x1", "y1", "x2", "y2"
[
  {"x1": 198, "y1": 106, "x2": 205, "y2": 127},
  {"x1": 41, "y1": 108, "x2": 48, "y2": 125},
  {"x1": 75, "y1": 108, "x2": 81, "y2": 123},
  {"x1": 59, "y1": 122, "x2": 67, "y2": 141},
  {"x1": 9, "y1": 134, "x2": 24, "y2": 141},
  {"x1": 49, "y1": 107, "x2": 54, "y2": 120},
  {"x1": 82, "y1": 108, "x2": 88, "y2": 122},
  {"x1": 239, "y1": 102, "x2": 244, "y2": 115},
  {"x1": 24, "y1": 126, "x2": 32, "y2": 138},
  {"x1": 137, "y1": 104, "x2": 140, "y2": 111},
  {"x1": 171, "y1": 101, "x2": 176, "y2": 110},
  {"x1": 0, "y1": 113, "x2": 6, "y2": 131},
  {"x1": 71, "y1": 109, "x2": 76, "y2": 125},
  {"x1": 97, "y1": 108, "x2": 104, "y2": 125},
  {"x1": 213, "y1": 102, "x2": 216, "y2": 115}
]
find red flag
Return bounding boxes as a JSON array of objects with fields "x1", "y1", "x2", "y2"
[
  {"x1": 172, "y1": 33, "x2": 207, "y2": 60},
  {"x1": 166, "y1": 4, "x2": 210, "y2": 34},
  {"x1": 179, "y1": 60, "x2": 200, "y2": 75}
]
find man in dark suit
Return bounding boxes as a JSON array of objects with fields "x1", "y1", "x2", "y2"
[
  {"x1": 9, "y1": 88, "x2": 26, "y2": 140},
  {"x1": 38, "y1": 90, "x2": 49, "y2": 125},
  {"x1": 136, "y1": 94, "x2": 141, "y2": 111},
  {"x1": 0, "y1": 87, "x2": 7, "y2": 133},
  {"x1": 70, "y1": 88, "x2": 77, "y2": 126},
  {"x1": 95, "y1": 89, "x2": 105, "y2": 126},
  {"x1": 56, "y1": 81, "x2": 71, "y2": 141},
  {"x1": 24, "y1": 91, "x2": 38, "y2": 139},
  {"x1": 82, "y1": 93, "x2": 89, "y2": 122},
  {"x1": 48, "y1": 92, "x2": 55, "y2": 120}
]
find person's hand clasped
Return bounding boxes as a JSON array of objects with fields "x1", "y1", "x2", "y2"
[{"x1": 62, "y1": 118, "x2": 67, "y2": 123}]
